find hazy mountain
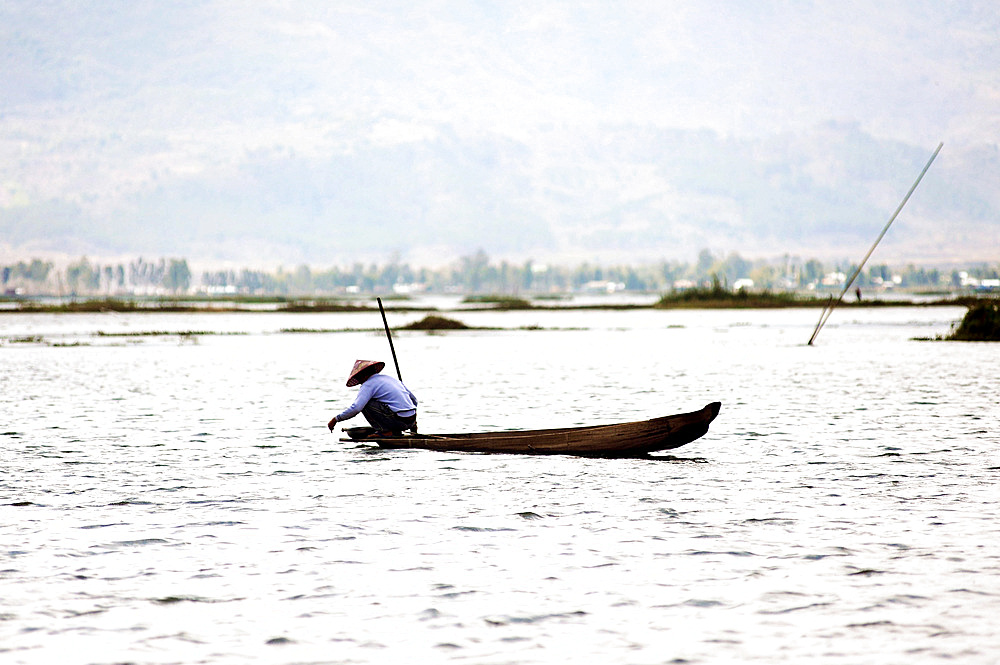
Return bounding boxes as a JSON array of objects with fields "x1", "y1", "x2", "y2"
[{"x1": 2, "y1": 1, "x2": 998, "y2": 266}]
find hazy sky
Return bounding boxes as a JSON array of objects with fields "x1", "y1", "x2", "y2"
[{"x1": 2, "y1": 1, "x2": 998, "y2": 266}]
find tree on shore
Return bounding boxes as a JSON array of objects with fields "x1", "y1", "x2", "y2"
[{"x1": 163, "y1": 259, "x2": 192, "y2": 293}]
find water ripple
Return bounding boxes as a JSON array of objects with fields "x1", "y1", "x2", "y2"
[{"x1": 3, "y1": 308, "x2": 999, "y2": 664}]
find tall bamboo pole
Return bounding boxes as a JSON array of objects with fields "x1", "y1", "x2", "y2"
[
  {"x1": 376, "y1": 297, "x2": 403, "y2": 381},
  {"x1": 808, "y1": 142, "x2": 943, "y2": 346}
]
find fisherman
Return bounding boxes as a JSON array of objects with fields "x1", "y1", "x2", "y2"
[{"x1": 327, "y1": 359, "x2": 418, "y2": 435}]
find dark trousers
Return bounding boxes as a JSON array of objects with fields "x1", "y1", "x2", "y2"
[{"x1": 362, "y1": 399, "x2": 417, "y2": 433}]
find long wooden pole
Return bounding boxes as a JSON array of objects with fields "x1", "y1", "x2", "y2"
[
  {"x1": 808, "y1": 142, "x2": 943, "y2": 346},
  {"x1": 376, "y1": 297, "x2": 403, "y2": 381}
]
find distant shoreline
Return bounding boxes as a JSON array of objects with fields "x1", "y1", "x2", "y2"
[{"x1": 0, "y1": 293, "x2": 989, "y2": 314}]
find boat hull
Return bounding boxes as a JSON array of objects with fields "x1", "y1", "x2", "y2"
[{"x1": 342, "y1": 402, "x2": 721, "y2": 458}]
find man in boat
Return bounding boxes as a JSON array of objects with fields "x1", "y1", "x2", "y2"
[{"x1": 327, "y1": 359, "x2": 418, "y2": 436}]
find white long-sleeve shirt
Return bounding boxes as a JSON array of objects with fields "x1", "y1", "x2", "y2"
[{"x1": 336, "y1": 373, "x2": 417, "y2": 422}]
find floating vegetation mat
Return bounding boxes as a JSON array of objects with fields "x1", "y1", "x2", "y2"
[
  {"x1": 943, "y1": 299, "x2": 1000, "y2": 341},
  {"x1": 2, "y1": 330, "x2": 245, "y2": 347},
  {"x1": 460, "y1": 295, "x2": 534, "y2": 310},
  {"x1": 94, "y1": 330, "x2": 246, "y2": 337},
  {"x1": 400, "y1": 315, "x2": 471, "y2": 330},
  {"x1": 1, "y1": 323, "x2": 577, "y2": 347}
]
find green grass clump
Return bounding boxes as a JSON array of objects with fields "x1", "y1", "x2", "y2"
[
  {"x1": 94, "y1": 330, "x2": 241, "y2": 337},
  {"x1": 9, "y1": 335, "x2": 44, "y2": 343},
  {"x1": 277, "y1": 300, "x2": 372, "y2": 313},
  {"x1": 461, "y1": 295, "x2": 533, "y2": 309},
  {"x1": 945, "y1": 300, "x2": 1000, "y2": 341},
  {"x1": 279, "y1": 328, "x2": 347, "y2": 333},
  {"x1": 655, "y1": 282, "x2": 811, "y2": 309},
  {"x1": 400, "y1": 315, "x2": 470, "y2": 330}
]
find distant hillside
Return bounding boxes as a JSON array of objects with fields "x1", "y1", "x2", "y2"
[{"x1": 2, "y1": 1, "x2": 998, "y2": 265}]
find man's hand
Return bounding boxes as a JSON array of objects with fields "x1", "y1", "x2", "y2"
[{"x1": 327, "y1": 416, "x2": 337, "y2": 432}]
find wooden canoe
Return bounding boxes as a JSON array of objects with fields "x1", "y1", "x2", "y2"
[{"x1": 341, "y1": 401, "x2": 721, "y2": 458}]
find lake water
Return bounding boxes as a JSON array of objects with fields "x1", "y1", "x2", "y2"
[{"x1": 2, "y1": 304, "x2": 998, "y2": 664}]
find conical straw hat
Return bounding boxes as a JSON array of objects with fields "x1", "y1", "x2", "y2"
[{"x1": 346, "y1": 359, "x2": 385, "y2": 386}]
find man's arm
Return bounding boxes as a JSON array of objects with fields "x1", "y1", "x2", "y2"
[{"x1": 328, "y1": 383, "x2": 374, "y2": 431}]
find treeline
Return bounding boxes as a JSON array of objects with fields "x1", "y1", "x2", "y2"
[
  {"x1": 198, "y1": 250, "x2": 999, "y2": 296},
  {"x1": 2, "y1": 257, "x2": 191, "y2": 296},
  {"x1": 3, "y1": 250, "x2": 998, "y2": 297}
]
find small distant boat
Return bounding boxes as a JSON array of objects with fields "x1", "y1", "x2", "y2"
[{"x1": 342, "y1": 402, "x2": 721, "y2": 458}]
